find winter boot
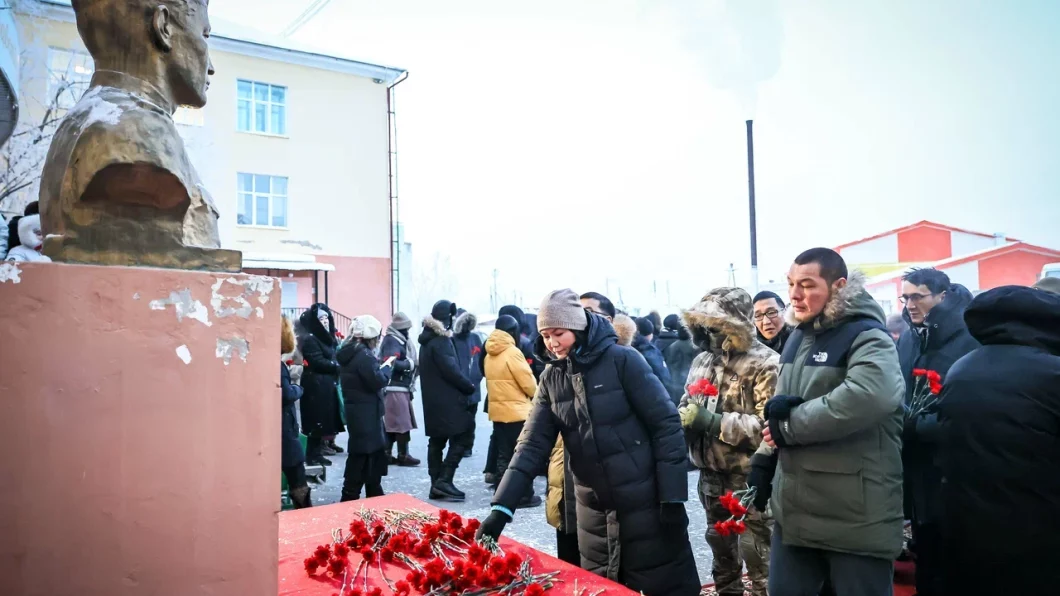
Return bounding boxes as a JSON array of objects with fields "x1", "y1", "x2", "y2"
[
  {"x1": 289, "y1": 486, "x2": 313, "y2": 509},
  {"x1": 430, "y1": 466, "x2": 465, "y2": 502},
  {"x1": 327, "y1": 439, "x2": 344, "y2": 454},
  {"x1": 396, "y1": 438, "x2": 420, "y2": 467},
  {"x1": 387, "y1": 436, "x2": 398, "y2": 465}
]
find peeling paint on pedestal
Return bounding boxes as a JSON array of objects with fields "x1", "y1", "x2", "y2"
[
  {"x1": 0, "y1": 262, "x2": 21, "y2": 283},
  {"x1": 211, "y1": 276, "x2": 274, "y2": 320},
  {"x1": 176, "y1": 345, "x2": 192, "y2": 364},
  {"x1": 216, "y1": 337, "x2": 250, "y2": 365},
  {"x1": 149, "y1": 288, "x2": 212, "y2": 326}
]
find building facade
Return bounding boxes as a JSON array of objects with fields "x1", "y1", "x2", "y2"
[
  {"x1": 12, "y1": 0, "x2": 405, "y2": 326},
  {"x1": 835, "y1": 220, "x2": 1060, "y2": 314}
]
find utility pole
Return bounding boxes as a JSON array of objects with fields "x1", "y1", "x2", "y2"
[
  {"x1": 490, "y1": 269, "x2": 498, "y2": 314},
  {"x1": 746, "y1": 120, "x2": 760, "y2": 294}
]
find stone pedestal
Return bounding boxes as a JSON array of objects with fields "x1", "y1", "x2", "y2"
[{"x1": 0, "y1": 262, "x2": 279, "y2": 595}]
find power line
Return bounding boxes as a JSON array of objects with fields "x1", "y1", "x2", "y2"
[{"x1": 281, "y1": 0, "x2": 332, "y2": 38}]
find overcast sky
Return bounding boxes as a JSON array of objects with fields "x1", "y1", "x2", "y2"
[{"x1": 209, "y1": 0, "x2": 1060, "y2": 313}]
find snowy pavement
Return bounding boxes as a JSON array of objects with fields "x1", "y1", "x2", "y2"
[{"x1": 308, "y1": 399, "x2": 718, "y2": 586}]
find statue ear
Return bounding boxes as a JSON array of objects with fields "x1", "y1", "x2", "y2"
[{"x1": 151, "y1": 5, "x2": 174, "y2": 52}]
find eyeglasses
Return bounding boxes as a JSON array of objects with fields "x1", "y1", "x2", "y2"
[
  {"x1": 752, "y1": 309, "x2": 780, "y2": 321},
  {"x1": 899, "y1": 293, "x2": 937, "y2": 304}
]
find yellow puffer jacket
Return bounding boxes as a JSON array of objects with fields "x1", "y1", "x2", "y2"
[{"x1": 484, "y1": 330, "x2": 537, "y2": 423}]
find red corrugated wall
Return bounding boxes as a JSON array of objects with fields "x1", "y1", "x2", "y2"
[{"x1": 897, "y1": 226, "x2": 952, "y2": 262}]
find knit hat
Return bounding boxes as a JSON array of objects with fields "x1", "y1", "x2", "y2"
[
  {"x1": 431, "y1": 300, "x2": 457, "y2": 330},
  {"x1": 537, "y1": 289, "x2": 588, "y2": 331},
  {"x1": 663, "y1": 314, "x2": 681, "y2": 332},
  {"x1": 495, "y1": 315, "x2": 521, "y2": 343},
  {"x1": 391, "y1": 311, "x2": 413, "y2": 331},
  {"x1": 1034, "y1": 276, "x2": 1060, "y2": 295},
  {"x1": 350, "y1": 315, "x2": 383, "y2": 339},
  {"x1": 636, "y1": 317, "x2": 655, "y2": 338}
]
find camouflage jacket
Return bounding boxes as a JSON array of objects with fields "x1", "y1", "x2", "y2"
[{"x1": 680, "y1": 287, "x2": 780, "y2": 475}]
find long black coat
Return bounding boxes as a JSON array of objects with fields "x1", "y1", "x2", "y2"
[
  {"x1": 655, "y1": 329, "x2": 680, "y2": 355},
  {"x1": 632, "y1": 335, "x2": 672, "y2": 400},
  {"x1": 379, "y1": 332, "x2": 415, "y2": 390},
  {"x1": 896, "y1": 284, "x2": 979, "y2": 524},
  {"x1": 281, "y1": 363, "x2": 305, "y2": 468},
  {"x1": 337, "y1": 341, "x2": 392, "y2": 454},
  {"x1": 418, "y1": 315, "x2": 476, "y2": 438},
  {"x1": 298, "y1": 305, "x2": 345, "y2": 437},
  {"x1": 937, "y1": 286, "x2": 1060, "y2": 594},
  {"x1": 662, "y1": 336, "x2": 700, "y2": 404},
  {"x1": 453, "y1": 312, "x2": 484, "y2": 407},
  {"x1": 494, "y1": 313, "x2": 700, "y2": 596}
]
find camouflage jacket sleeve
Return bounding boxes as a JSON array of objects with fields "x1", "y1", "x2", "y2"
[{"x1": 718, "y1": 356, "x2": 779, "y2": 451}]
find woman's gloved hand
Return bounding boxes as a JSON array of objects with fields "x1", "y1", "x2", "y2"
[
  {"x1": 475, "y1": 509, "x2": 512, "y2": 542},
  {"x1": 747, "y1": 452, "x2": 779, "y2": 512}
]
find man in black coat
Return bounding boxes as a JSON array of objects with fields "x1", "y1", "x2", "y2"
[
  {"x1": 419, "y1": 300, "x2": 477, "y2": 502},
  {"x1": 298, "y1": 304, "x2": 345, "y2": 467},
  {"x1": 895, "y1": 268, "x2": 980, "y2": 596},
  {"x1": 452, "y1": 309, "x2": 484, "y2": 459},
  {"x1": 479, "y1": 290, "x2": 701, "y2": 596},
  {"x1": 656, "y1": 314, "x2": 682, "y2": 354},
  {"x1": 936, "y1": 285, "x2": 1060, "y2": 595}
]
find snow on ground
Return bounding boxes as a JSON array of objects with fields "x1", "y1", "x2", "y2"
[{"x1": 307, "y1": 397, "x2": 718, "y2": 584}]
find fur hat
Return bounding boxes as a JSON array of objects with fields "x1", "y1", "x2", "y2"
[
  {"x1": 495, "y1": 315, "x2": 521, "y2": 343},
  {"x1": 682, "y1": 287, "x2": 755, "y2": 353},
  {"x1": 431, "y1": 300, "x2": 457, "y2": 330},
  {"x1": 538, "y1": 289, "x2": 588, "y2": 331},
  {"x1": 350, "y1": 315, "x2": 383, "y2": 340},
  {"x1": 636, "y1": 317, "x2": 655, "y2": 338},
  {"x1": 391, "y1": 311, "x2": 413, "y2": 331},
  {"x1": 1034, "y1": 276, "x2": 1060, "y2": 295}
]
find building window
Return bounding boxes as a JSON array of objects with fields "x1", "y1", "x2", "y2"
[
  {"x1": 173, "y1": 107, "x2": 205, "y2": 127},
  {"x1": 237, "y1": 80, "x2": 287, "y2": 135},
  {"x1": 47, "y1": 48, "x2": 93, "y2": 109},
  {"x1": 237, "y1": 173, "x2": 288, "y2": 228}
]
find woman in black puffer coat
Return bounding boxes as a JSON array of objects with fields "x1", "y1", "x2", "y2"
[
  {"x1": 479, "y1": 290, "x2": 701, "y2": 596},
  {"x1": 298, "y1": 304, "x2": 345, "y2": 466},
  {"x1": 281, "y1": 316, "x2": 311, "y2": 508},
  {"x1": 337, "y1": 315, "x2": 394, "y2": 501}
]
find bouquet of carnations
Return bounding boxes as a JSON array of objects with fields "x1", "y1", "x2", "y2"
[
  {"x1": 905, "y1": 369, "x2": 942, "y2": 421},
  {"x1": 713, "y1": 488, "x2": 757, "y2": 537}
]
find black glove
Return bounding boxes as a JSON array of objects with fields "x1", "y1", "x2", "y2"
[
  {"x1": 747, "y1": 452, "x2": 778, "y2": 512},
  {"x1": 659, "y1": 502, "x2": 689, "y2": 534},
  {"x1": 765, "y1": 394, "x2": 804, "y2": 421},
  {"x1": 767, "y1": 417, "x2": 789, "y2": 448},
  {"x1": 475, "y1": 509, "x2": 511, "y2": 542}
]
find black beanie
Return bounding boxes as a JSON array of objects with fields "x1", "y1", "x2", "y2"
[
  {"x1": 498, "y1": 304, "x2": 527, "y2": 334},
  {"x1": 663, "y1": 314, "x2": 681, "y2": 331},
  {"x1": 495, "y1": 315, "x2": 521, "y2": 344},
  {"x1": 636, "y1": 317, "x2": 655, "y2": 338},
  {"x1": 431, "y1": 300, "x2": 457, "y2": 329}
]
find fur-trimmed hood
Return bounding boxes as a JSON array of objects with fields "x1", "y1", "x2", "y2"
[
  {"x1": 418, "y1": 314, "x2": 453, "y2": 346},
  {"x1": 784, "y1": 270, "x2": 884, "y2": 330},
  {"x1": 681, "y1": 287, "x2": 755, "y2": 353},
  {"x1": 613, "y1": 314, "x2": 636, "y2": 347},
  {"x1": 453, "y1": 311, "x2": 478, "y2": 336}
]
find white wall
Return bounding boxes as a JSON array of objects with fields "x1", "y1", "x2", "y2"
[
  {"x1": 869, "y1": 282, "x2": 899, "y2": 316},
  {"x1": 941, "y1": 260, "x2": 980, "y2": 291},
  {"x1": 950, "y1": 232, "x2": 996, "y2": 257},
  {"x1": 839, "y1": 234, "x2": 898, "y2": 264}
]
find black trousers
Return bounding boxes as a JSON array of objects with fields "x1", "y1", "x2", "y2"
[
  {"x1": 556, "y1": 529, "x2": 581, "y2": 566},
  {"x1": 341, "y1": 450, "x2": 386, "y2": 501},
  {"x1": 769, "y1": 523, "x2": 893, "y2": 596},
  {"x1": 493, "y1": 421, "x2": 524, "y2": 477},
  {"x1": 427, "y1": 431, "x2": 474, "y2": 478},
  {"x1": 913, "y1": 522, "x2": 943, "y2": 596},
  {"x1": 282, "y1": 464, "x2": 308, "y2": 490},
  {"x1": 483, "y1": 429, "x2": 499, "y2": 475}
]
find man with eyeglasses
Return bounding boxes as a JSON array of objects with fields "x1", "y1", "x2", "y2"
[
  {"x1": 752, "y1": 291, "x2": 792, "y2": 355},
  {"x1": 896, "y1": 267, "x2": 979, "y2": 596}
]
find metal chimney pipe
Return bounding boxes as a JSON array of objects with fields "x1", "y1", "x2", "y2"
[{"x1": 747, "y1": 120, "x2": 759, "y2": 293}]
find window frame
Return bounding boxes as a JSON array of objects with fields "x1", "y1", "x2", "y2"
[
  {"x1": 236, "y1": 79, "x2": 288, "y2": 136},
  {"x1": 236, "y1": 173, "x2": 289, "y2": 229}
]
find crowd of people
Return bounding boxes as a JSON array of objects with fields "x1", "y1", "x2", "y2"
[{"x1": 278, "y1": 246, "x2": 1060, "y2": 596}]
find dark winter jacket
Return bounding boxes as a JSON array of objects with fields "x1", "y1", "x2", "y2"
[
  {"x1": 757, "y1": 324, "x2": 793, "y2": 355},
  {"x1": 761, "y1": 272, "x2": 905, "y2": 560},
  {"x1": 418, "y1": 314, "x2": 476, "y2": 438},
  {"x1": 452, "y1": 311, "x2": 484, "y2": 407},
  {"x1": 937, "y1": 286, "x2": 1060, "y2": 595},
  {"x1": 380, "y1": 328, "x2": 415, "y2": 391},
  {"x1": 281, "y1": 363, "x2": 305, "y2": 468},
  {"x1": 663, "y1": 334, "x2": 700, "y2": 404},
  {"x1": 499, "y1": 305, "x2": 544, "y2": 380},
  {"x1": 494, "y1": 312, "x2": 700, "y2": 596},
  {"x1": 656, "y1": 329, "x2": 680, "y2": 356},
  {"x1": 896, "y1": 284, "x2": 979, "y2": 525},
  {"x1": 298, "y1": 305, "x2": 345, "y2": 437},
  {"x1": 337, "y1": 340, "x2": 392, "y2": 455},
  {"x1": 632, "y1": 335, "x2": 672, "y2": 398}
]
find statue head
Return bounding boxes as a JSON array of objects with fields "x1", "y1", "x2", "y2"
[{"x1": 72, "y1": 0, "x2": 214, "y2": 109}]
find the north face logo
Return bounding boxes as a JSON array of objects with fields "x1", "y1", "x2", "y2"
[{"x1": 812, "y1": 351, "x2": 829, "y2": 363}]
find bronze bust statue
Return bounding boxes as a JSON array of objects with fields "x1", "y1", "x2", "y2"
[{"x1": 39, "y1": 0, "x2": 240, "y2": 271}]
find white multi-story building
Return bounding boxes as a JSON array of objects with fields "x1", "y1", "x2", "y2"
[{"x1": 8, "y1": 0, "x2": 407, "y2": 327}]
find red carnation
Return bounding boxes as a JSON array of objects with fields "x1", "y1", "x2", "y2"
[
  {"x1": 380, "y1": 547, "x2": 394, "y2": 562},
  {"x1": 926, "y1": 370, "x2": 942, "y2": 384},
  {"x1": 505, "y1": 552, "x2": 522, "y2": 572},
  {"x1": 395, "y1": 581, "x2": 412, "y2": 596},
  {"x1": 526, "y1": 584, "x2": 546, "y2": 596},
  {"x1": 327, "y1": 556, "x2": 346, "y2": 576},
  {"x1": 527, "y1": 358, "x2": 534, "y2": 366},
  {"x1": 333, "y1": 543, "x2": 349, "y2": 558},
  {"x1": 369, "y1": 588, "x2": 383, "y2": 596},
  {"x1": 472, "y1": 345, "x2": 482, "y2": 355},
  {"x1": 303, "y1": 359, "x2": 309, "y2": 367},
  {"x1": 912, "y1": 368, "x2": 928, "y2": 377},
  {"x1": 349, "y1": 590, "x2": 363, "y2": 596},
  {"x1": 285, "y1": 359, "x2": 294, "y2": 366},
  {"x1": 303, "y1": 557, "x2": 320, "y2": 574}
]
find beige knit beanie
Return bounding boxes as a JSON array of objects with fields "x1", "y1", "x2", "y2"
[{"x1": 537, "y1": 289, "x2": 589, "y2": 331}]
